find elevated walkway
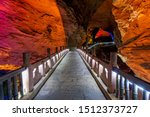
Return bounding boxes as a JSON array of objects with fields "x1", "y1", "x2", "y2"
[{"x1": 34, "y1": 51, "x2": 106, "y2": 100}]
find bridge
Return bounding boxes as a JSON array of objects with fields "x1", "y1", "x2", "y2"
[{"x1": 0, "y1": 47, "x2": 150, "y2": 100}]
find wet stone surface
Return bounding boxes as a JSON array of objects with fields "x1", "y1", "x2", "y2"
[{"x1": 34, "y1": 51, "x2": 105, "y2": 100}]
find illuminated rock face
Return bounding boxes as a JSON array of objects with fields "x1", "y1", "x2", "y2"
[
  {"x1": 0, "y1": 0, "x2": 67, "y2": 70},
  {"x1": 113, "y1": 0, "x2": 150, "y2": 82}
]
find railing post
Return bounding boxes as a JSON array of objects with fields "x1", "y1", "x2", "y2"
[
  {"x1": 47, "y1": 48, "x2": 51, "y2": 58},
  {"x1": 19, "y1": 74, "x2": 24, "y2": 97},
  {"x1": 47, "y1": 48, "x2": 52, "y2": 69},
  {"x1": 142, "y1": 90, "x2": 147, "y2": 100},
  {"x1": 97, "y1": 61, "x2": 100, "y2": 77},
  {"x1": 23, "y1": 52, "x2": 33, "y2": 92},
  {"x1": 90, "y1": 55, "x2": 93, "y2": 69},
  {"x1": 13, "y1": 76, "x2": 18, "y2": 100},
  {"x1": 7, "y1": 79, "x2": 12, "y2": 100},
  {"x1": 23, "y1": 52, "x2": 30, "y2": 67},
  {"x1": 132, "y1": 84, "x2": 138, "y2": 100},
  {"x1": 108, "y1": 52, "x2": 117, "y2": 93},
  {"x1": 60, "y1": 46, "x2": 63, "y2": 57},
  {"x1": 115, "y1": 74, "x2": 119, "y2": 98},
  {"x1": 0, "y1": 82, "x2": 4, "y2": 100},
  {"x1": 86, "y1": 46, "x2": 88, "y2": 54},
  {"x1": 58, "y1": 46, "x2": 62, "y2": 59},
  {"x1": 125, "y1": 79, "x2": 130, "y2": 100},
  {"x1": 119, "y1": 76, "x2": 124, "y2": 100},
  {"x1": 56, "y1": 47, "x2": 58, "y2": 61},
  {"x1": 93, "y1": 47, "x2": 96, "y2": 57},
  {"x1": 56, "y1": 47, "x2": 58, "y2": 54},
  {"x1": 42, "y1": 60, "x2": 45, "y2": 77}
]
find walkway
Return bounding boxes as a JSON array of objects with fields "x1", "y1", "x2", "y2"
[{"x1": 34, "y1": 50, "x2": 106, "y2": 100}]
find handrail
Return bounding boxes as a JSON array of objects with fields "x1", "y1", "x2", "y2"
[
  {"x1": 0, "y1": 67, "x2": 25, "y2": 82},
  {"x1": 0, "y1": 46, "x2": 69, "y2": 100},
  {"x1": 113, "y1": 67, "x2": 150, "y2": 91},
  {"x1": 78, "y1": 48, "x2": 150, "y2": 100}
]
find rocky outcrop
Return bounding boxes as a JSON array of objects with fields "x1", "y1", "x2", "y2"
[
  {"x1": 0, "y1": 0, "x2": 77, "y2": 70},
  {"x1": 113, "y1": 0, "x2": 150, "y2": 82}
]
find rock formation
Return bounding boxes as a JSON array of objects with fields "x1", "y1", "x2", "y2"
[
  {"x1": 0, "y1": 0, "x2": 77, "y2": 70},
  {"x1": 113, "y1": 0, "x2": 150, "y2": 82}
]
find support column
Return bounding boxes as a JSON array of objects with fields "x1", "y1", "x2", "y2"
[{"x1": 108, "y1": 52, "x2": 117, "y2": 93}]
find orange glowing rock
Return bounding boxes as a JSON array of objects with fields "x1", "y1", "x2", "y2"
[
  {"x1": 113, "y1": 0, "x2": 150, "y2": 82},
  {"x1": 0, "y1": 0, "x2": 66, "y2": 70},
  {"x1": 0, "y1": 64, "x2": 20, "y2": 71}
]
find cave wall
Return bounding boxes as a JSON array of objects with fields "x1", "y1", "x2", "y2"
[
  {"x1": 63, "y1": 0, "x2": 122, "y2": 47},
  {"x1": 63, "y1": 0, "x2": 105, "y2": 28},
  {"x1": 113, "y1": 0, "x2": 150, "y2": 82},
  {"x1": 0, "y1": 0, "x2": 72, "y2": 70}
]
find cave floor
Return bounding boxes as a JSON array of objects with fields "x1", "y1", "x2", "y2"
[{"x1": 34, "y1": 51, "x2": 106, "y2": 100}]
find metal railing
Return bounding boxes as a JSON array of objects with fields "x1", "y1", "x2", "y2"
[
  {"x1": 0, "y1": 46, "x2": 69, "y2": 100},
  {"x1": 78, "y1": 48, "x2": 150, "y2": 100}
]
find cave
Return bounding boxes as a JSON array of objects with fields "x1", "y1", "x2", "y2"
[{"x1": 0, "y1": 0, "x2": 150, "y2": 84}]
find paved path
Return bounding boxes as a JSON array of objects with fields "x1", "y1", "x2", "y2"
[{"x1": 34, "y1": 51, "x2": 106, "y2": 100}]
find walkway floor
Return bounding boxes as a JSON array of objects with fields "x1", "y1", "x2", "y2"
[{"x1": 34, "y1": 50, "x2": 106, "y2": 100}]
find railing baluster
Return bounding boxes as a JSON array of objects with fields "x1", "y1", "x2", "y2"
[
  {"x1": 119, "y1": 76, "x2": 124, "y2": 100},
  {"x1": 13, "y1": 76, "x2": 18, "y2": 100},
  {"x1": 0, "y1": 82, "x2": 4, "y2": 100},
  {"x1": 7, "y1": 79, "x2": 12, "y2": 100},
  {"x1": 132, "y1": 84, "x2": 138, "y2": 100},
  {"x1": 125, "y1": 79, "x2": 130, "y2": 100}
]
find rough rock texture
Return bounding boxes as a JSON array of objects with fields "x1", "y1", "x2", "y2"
[
  {"x1": 113, "y1": 0, "x2": 150, "y2": 82},
  {"x1": 63, "y1": 0, "x2": 122, "y2": 47},
  {"x1": 57, "y1": 1, "x2": 79, "y2": 47},
  {"x1": 0, "y1": 0, "x2": 77, "y2": 70}
]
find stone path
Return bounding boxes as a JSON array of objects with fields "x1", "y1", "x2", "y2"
[{"x1": 34, "y1": 51, "x2": 106, "y2": 100}]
